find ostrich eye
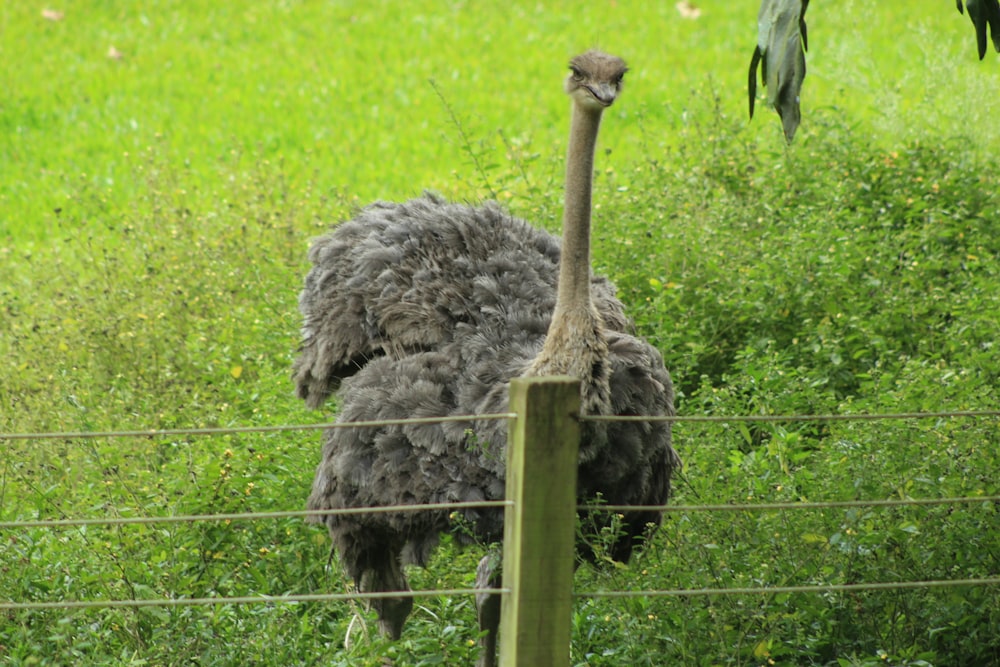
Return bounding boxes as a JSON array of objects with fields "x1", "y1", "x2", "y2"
[{"x1": 569, "y1": 66, "x2": 584, "y2": 81}]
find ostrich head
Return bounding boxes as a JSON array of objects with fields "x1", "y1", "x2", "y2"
[{"x1": 565, "y1": 50, "x2": 628, "y2": 111}]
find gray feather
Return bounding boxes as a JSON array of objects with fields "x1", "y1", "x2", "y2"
[
  {"x1": 294, "y1": 192, "x2": 627, "y2": 408},
  {"x1": 297, "y1": 192, "x2": 677, "y2": 566}
]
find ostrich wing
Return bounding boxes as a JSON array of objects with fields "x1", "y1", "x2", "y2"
[{"x1": 294, "y1": 193, "x2": 628, "y2": 409}]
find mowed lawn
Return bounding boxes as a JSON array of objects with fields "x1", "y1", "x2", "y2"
[{"x1": 4, "y1": 1, "x2": 998, "y2": 244}]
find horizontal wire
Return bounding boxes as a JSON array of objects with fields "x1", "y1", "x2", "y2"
[
  {"x1": 582, "y1": 409, "x2": 1000, "y2": 423},
  {"x1": 3, "y1": 409, "x2": 998, "y2": 442},
  {"x1": 0, "y1": 501, "x2": 512, "y2": 530},
  {"x1": 579, "y1": 495, "x2": 1000, "y2": 514},
  {"x1": 0, "y1": 413, "x2": 517, "y2": 442},
  {"x1": 6, "y1": 496, "x2": 994, "y2": 531},
  {"x1": 0, "y1": 588, "x2": 509, "y2": 612},
  {"x1": 576, "y1": 577, "x2": 1000, "y2": 599},
  {"x1": 6, "y1": 577, "x2": 999, "y2": 611}
]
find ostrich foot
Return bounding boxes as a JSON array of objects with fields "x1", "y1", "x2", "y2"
[{"x1": 375, "y1": 594, "x2": 414, "y2": 640}]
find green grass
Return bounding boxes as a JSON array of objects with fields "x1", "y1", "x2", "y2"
[{"x1": 2, "y1": 1, "x2": 1000, "y2": 665}]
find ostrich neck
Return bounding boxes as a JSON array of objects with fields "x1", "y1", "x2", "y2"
[
  {"x1": 526, "y1": 99, "x2": 611, "y2": 412},
  {"x1": 554, "y1": 103, "x2": 603, "y2": 316}
]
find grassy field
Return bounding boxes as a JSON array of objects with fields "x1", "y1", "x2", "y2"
[{"x1": 2, "y1": 1, "x2": 999, "y2": 665}]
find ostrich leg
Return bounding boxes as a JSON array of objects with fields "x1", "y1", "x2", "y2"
[
  {"x1": 475, "y1": 553, "x2": 502, "y2": 667},
  {"x1": 357, "y1": 551, "x2": 414, "y2": 639}
]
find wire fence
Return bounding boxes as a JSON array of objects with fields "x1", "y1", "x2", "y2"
[
  {"x1": 0, "y1": 589, "x2": 511, "y2": 612},
  {"x1": 0, "y1": 413, "x2": 517, "y2": 442},
  {"x1": 2, "y1": 408, "x2": 997, "y2": 442},
  {"x1": 5, "y1": 580, "x2": 1000, "y2": 612},
  {"x1": 4, "y1": 496, "x2": 998, "y2": 531},
  {"x1": 0, "y1": 501, "x2": 513, "y2": 530},
  {"x1": 2, "y1": 405, "x2": 998, "y2": 613}
]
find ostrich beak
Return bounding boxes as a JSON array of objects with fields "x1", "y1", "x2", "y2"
[{"x1": 586, "y1": 83, "x2": 618, "y2": 107}]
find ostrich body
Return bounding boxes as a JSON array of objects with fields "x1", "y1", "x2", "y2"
[{"x1": 295, "y1": 50, "x2": 679, "y2": 665}]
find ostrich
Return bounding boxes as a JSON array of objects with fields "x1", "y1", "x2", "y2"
[{"x1": 294, "y1": 49, "x2": 679, "y2": 666}]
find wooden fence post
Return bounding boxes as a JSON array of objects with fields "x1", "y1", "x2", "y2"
[{"x1": 499, "y1": 376, "x2": 580, "y2": 667}]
